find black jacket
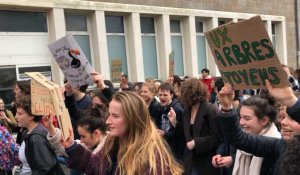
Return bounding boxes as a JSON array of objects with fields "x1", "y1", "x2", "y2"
[
  {"x1": 157, "y1": 99, "x2": 185, "y2": 161},
  {"x1": 215, "y1": 138, "x2": 236, "y2": 175},
  {"x1": 23, "y1": 123, "x2": 64, "y2": 175},
  {"x1": 65, "y1": 93, "x2": 92, "y2": 139},
  {"x1": 219, "y1": 109, "x2": 286, "y2": 175},
  {"x1": 148, "y1": 98, "x2": 162, "y2": 127},
  {"x1": 183, "y1": 101, "x2": 220, "y2": 175}
]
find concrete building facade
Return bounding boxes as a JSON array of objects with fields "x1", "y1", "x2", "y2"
[{"x1": 0, "y1": 0, "x2": 298, "y2": 103}]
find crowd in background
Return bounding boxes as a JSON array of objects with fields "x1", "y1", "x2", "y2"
[{"x1": 0, "y1": 64, "x2": 300, "y2": 175}]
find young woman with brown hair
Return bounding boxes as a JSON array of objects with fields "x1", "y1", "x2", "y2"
[{"x1": 179, "y1": 78, "x2": 220, "y2": 175}]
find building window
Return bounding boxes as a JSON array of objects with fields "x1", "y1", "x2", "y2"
[
  {"x1": 0, "y1": 10, "x2": 47, "y2": 32},
  {"x1": 0, "y1": 66, "x2": 16, "y2": 106},
  {"x1": 0, "y1": 10, "x2": 49, "y2": 86},
  {"x1": 170, "y1": 20, "x2": 184, "y2": 76},
  {"x1": 105, "y1": 15, "x2": 128, "y2": 80},
  {"x1": 271, "y1": 22, "x2": 276, "y2": 50},
  {"x1": 141, "y1": 17, "x2": 158, "y2": 79},
  {"x1": 65, "y1": 14, "x2": 88, "y2": 31},
  {"x1": 105, "y1": 16, "x2": 125, "y2": 33},
  {"x1": 218, "y1": 20, "x2": 226, "y2": 26},
  {"x1": 196, "y1": 21, "x2": 207, "y2": 74},
  {"x1": 17, "y1": 65, "x2": 52, "y2": 80},
  {"x1": 65, "y1": 13, "x2": 92, "y2": 65}
]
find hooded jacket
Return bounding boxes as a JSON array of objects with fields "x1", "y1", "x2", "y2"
[{"x1": 23, "y1": 123, "x2": 64, "y2": 175}]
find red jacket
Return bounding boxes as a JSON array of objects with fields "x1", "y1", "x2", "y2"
[{"x1": 201, "y1": 76, "x2": 214, "y2": 93}]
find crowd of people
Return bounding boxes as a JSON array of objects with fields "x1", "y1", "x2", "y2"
[{"x1": 0, "y1": 66, "x2": 300, "y2": 175}]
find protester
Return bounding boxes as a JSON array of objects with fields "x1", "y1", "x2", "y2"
[
  {"x1": 0, "y1": 126, "x2": 19, "y2": 175},
  {"x1": 212, "y1": 78, "x2": 236, "y2": 175},
  {"x1": 13, "y1": 80, "x2": 31, "y2": 144},
  {"x1": 90, "y1": 72, "x2": 115, "y2": 102},
  {"x1": 179, "y1": 78, "x2": 220, "y2": 175},
  {"x1": 119, "y1": 74, "x2": 133, "y2": 91},
  {"x1": 44, "y1": 105, "x2": 108, "y2": 158},
  {"x1": 212, "y1": 139, "x2": 236, "y2": 175},
  {"x1": 64, "y1": 82, "x2": 92, "y2": 140},
  {"x1": 172, "y1": 75, "x2": 182, "y2": 99},
  {"x1": 277, "y1": 103, "x2": 294, "y2": 141},
  {"x1": 0, "y1": 97, "x2": 17, "y2": 133},
  {"x1": 157, "y1": 82, "x2": 185, "y2": 162},
  {"x1": 200, "y1": 68, "x2": 215, "y2": 102},
  {"x1": 133, "y1": 82, "x2": 143, "y2": 96},
  {"x1": 91, "y1": 89, "x2": 110, "y2": 108},
  {"x1": 140, "y1": 82, "x2": 161, "y2": 125},
  {"x1": 154, "y1": 80, "x2": 162, "y2": 95},
  {"x1": 233, "y1": 96, "x2": 281, "y2": 175},
  {"x1": 218, "y1": 80, "x2": 300, "y2": 175},
  {"x1": 145, "y1": 78, "x2": 155, "y2": 84},
  {"x1": 63, "y1": 91, "x2": 183, "y2": 175},
  {"x1": 16, "y1": 95, "x2": 64, "y2": 175}
]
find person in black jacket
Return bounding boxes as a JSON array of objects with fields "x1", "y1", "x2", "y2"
[
  {"x1": 15, "y1": 95, "x2": 64, "y2": 175},
  {"x1": 64, "y1": 82, "x2": 92, "y2": 141},
  {"x1": 218, "y1": 80, "x2": 300, "y2": 175},
  {"x1": 140, "y1": 82, "x2": 162, "y2": 126},
  {"x1": 179, "y1": 78, "x2": 220, "y2": 175},
  {"x1": 157, "y1": 82, "x2": 185, "y2": 162}
]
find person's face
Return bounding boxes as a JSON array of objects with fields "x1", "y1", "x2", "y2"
[
  {"x1": 14, "y1": 85, "x2": 21, "y2": 99},
  {"x1": 106, "y1": 100, "x2": 127, "y2": 137},
  {"x1": 77, "y1": 126, "x2": 103, "y2": 149},
  {"x1": 281, "y1": 115, "x2": 300, "y2": 138},
  {"x1": 121, "y1": 76, "x2": 128, "y2": 84},
  {"x1": 134, "y1": 86, "x2": 141, "y2": 96},
  {"x1": 201, "y1": 71, "x2": 208, "y2": 78},
  {"x1": 168, "y1": 76, "x2": 174, "y2": 84},
  {"x1": 158, "y1": 89, "x2": 173, "y2": 107},
  {"x1": 15, "y1": 107, "x2": 33, "y2": 129},
  {"x1": 0, "y1": 99, "x2": 4, "y2": 110},
  {"x1": 280, "y1": 110, "x2": 294, "y2": 141},
  {"x1": 141, "y1": 86, "x2": 154, "y2": 103},
  {"x1": 92, "y1": 96, "x2": 104, "y2": 106},
  {"x1": 239, "y1": 106, "x2": 268, "y2": 134}
]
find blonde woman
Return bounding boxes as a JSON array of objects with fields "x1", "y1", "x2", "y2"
[
  {"x1": 140, "y1": 82, "x2": 162, "y2": 127},
  {"x1": 63, "y1": 91, "x2": 183, "y2": 175}
]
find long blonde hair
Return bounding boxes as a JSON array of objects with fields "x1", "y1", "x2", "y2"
[{"x1": 102, "y1": 91, "x2": 183, "y2": 175}]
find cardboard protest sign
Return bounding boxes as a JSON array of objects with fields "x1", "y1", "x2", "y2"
[
  {"x1": 30, "y1": 78, "x2": 55, "y2": 115},
  {"x1": 111, "y1": 59, "x2": 122, "y2": 83},
  {"x1": 204, "y1": 16, "x2": 289, "y2": 90},
  {"x1": 169, "y1": 50, "x2": 175, "y2": 77},
  {"x1": 48, "y1": 35, "x2": 93, "y2": 88},
  {"x1": 27, "y1": 72, "x2": 72, "y2": 141}
]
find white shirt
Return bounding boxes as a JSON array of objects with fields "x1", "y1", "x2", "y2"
[{"x1": 18, "y1": 141, "x2": 32, "y2": 175}]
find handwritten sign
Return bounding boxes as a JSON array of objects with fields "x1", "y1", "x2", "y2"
[
  {"x1": 31, "y1": 79, "x2": 55, "y2": 115},
  {"x1": 48, "y1": 35, "x2": 93, "y2": 88},
  {"x1": 204, "y1": 16, "x2": 288, "y2": 90},
  {"x1": 27, "y1": 72, "x2": 72, "y2": 141},
  {"x1": 111, "y1": 59, "x2": 122, "y2": 83}
]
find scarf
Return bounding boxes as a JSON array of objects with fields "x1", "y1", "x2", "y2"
[{"x1": 232, "y1": 123, "x2": 281, "y2": 175}]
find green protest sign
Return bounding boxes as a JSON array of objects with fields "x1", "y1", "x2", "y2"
[{"x1": 204, "y1": 16, "x2": 289, "y2": 90}]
